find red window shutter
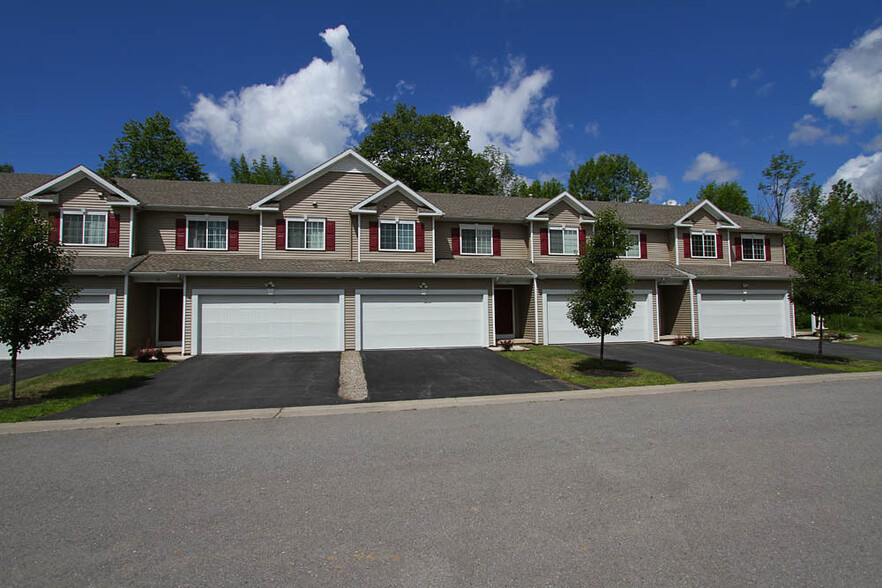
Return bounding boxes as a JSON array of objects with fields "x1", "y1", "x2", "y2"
[
  {"x1": 451, "y1": 227, "x2": 460, "y2": 255},
  {"x1": 493, "y1": 228, "x2": 501, "y2": 256},
  {"x1": 716, "y1": 234, "x2": 723, "y2": 259},
  {"x1": 369, "y1": 221, "x2": 379, "y2": 251},
  {"x1": 733, "y1": 236, "x2": 742, "y2": 261},
  {"x1": 578, "y1": 228, "x2": 586, "y2": 255},
  {"x1": 228, "y1": 220, "x2": 239, "y2": 251},
  {"x1": 175, "y1": 218, "x2": 186, "y2": 250},
  {"x1": 326, "y1": 220, "x2": 336, "y2": 251},
  {"x1": 540, "y1": 228, "x2": 549, "y2": 255},
  {"x1": 765, "y1": 237, "x2": 771, "y2": 261},
  {"x1": 107, "y1": 213, "x2": 121, "y2": 247},
  {"x1": 640, "y1": 233, "x2": 648, "y2": 259},
  {"x1": 415, "y1": 221, "x2": 425, "y2": 252},
  {"x1": 683, "y1": 232, "x2": 691, "y2": 258},
  {"x1": 275, "y1": 219, "x2": 285, "y2": 250},
  {"x1": 49, "y1": 211, "x2": 60, "y2": 243}
]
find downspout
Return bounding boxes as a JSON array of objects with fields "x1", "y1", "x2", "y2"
[
  {"x1": 357, "y1": 214, "x2": 362, "y2": 263},
  {"x1": 181, "y1": 276, "x2": 188, "y2": 356},
  {"x1": 122, "y1": 274, "x2": 129, "y2": 356},
  {"x1": 653, "y1": 279, "x2": 659, "y2": 341},
  {"x1": 674, "y1": 226, "x2": 680, "y2": 265},
  {"x1": 688, "y1": 278, "x2": 696, "y2": 339},
  {"x1": 128, "y1": 208, "x2": 135, "y2": 258},
  {"x1": 533, "y1": 277, "x2": 540, "y2": 344},
  {"x1": 489, "y1": 278, "x2": 495, "y2": 346},
  {"x1": 432, "y1": 216, "x2": 436, "y2": 264},
  {"x1": 529, "y1": 220, "x2": 535, "y2": 263},
  {"x1": 258, "y1": 211, "x2": 263, "y2": 260},
  {"x1": 726, "y1": 229, "x2": 731, "y2": 267},
  {"x1": 782, "y1": 235, "x2": 787, "y2": 265}
]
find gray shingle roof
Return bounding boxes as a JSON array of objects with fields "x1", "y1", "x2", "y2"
[
  {"x1": 534, "y1": 260, "x2": 691, "y2": 279},
  {"x1": 678, "y1": 263, "x2": 797, "y2": 280},
  {"x1": 73, "y1": 255, "x2": 147, "y2": 273}
]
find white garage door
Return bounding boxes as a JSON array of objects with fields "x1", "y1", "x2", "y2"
[
  {"x1": 545, "y1": 292, "x2": 652, "y2": 344},
  {"x1": 197, "y1": 293, "x2": 342, "y2": 354},
  {"x1": 17, "y1": 293, "x2": 115, "y2": 359},
  {"x1": 360, "y1": 293, "x2": 485, "y2": 350},
  {"x1": 699, "y1": 292, "x2": 788, "y2": 339}
]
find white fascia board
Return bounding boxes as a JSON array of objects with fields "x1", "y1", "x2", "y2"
[
  {"x1": 249, "y1": 149, "x2": 395, "y2": 210},
  {"x1": 674, "y1": 199, "x2": 740, "y2": 228},
  {"x1": 525, "y1": 191, "x2": 595, "y2": 221},
  {"x1": 20, "y1": 165, "x2": 139, "y2": 205},
  {"x1": 350, "y1": 181, "x2": 444, "y2": 215}
]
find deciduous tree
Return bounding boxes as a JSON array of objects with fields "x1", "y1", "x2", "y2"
[
  {"x1": 568, "y1": 154, "x2": 651, "y2": 202},
  {"x1": 758, "y1": 151, "x2": 812, "y2": 226},
  {"x1": 229, "y1": 154, "x2": 295, "y2": 185},
  {"x1": 511, "y1": 177, "x2": 566, "y2": 199},
  {"x1": 0, "y1": 163, "x2": 13, "y2": 173},
  {"x1": 694, "y1": 181, "x2": 754, "y2": 217}
]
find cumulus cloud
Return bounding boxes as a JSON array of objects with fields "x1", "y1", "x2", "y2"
[
  {"x1": 450, "y1": 57, "x2": 559, "y2": 166},
  {"x1": 824, "y1": 152, "x2": 882, "y2": 196},
  {"x1": 650, "y1": 174, "x2": 671, "y2": 196},
  {"x1": 863, "y1": 134, "x2": 882, "y2": 151},
  {"x1": 788, "y1": 114, "x2": 848, "y2": 145},
  {"x1": 755, "y1": 82, "x2": 776, "y2": 97},
  {"x1": 683, "y1": 152, "x2": 740, "y2": 183},
  {"x1": 810, "y1": 26, "x2": 882, "y2": 126},
  {"x1": 181, "y1": 24, "x2": 370, "y2": 174},
  {"x1": 391, "y1": 80, "x2": 415, "y2": 101},
  {"x1": 584, "y1": 121, "x2": 599, "y2": 137}
]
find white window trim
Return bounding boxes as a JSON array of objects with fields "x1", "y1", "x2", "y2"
[
  {"x1": 61, "y1": 209, "x2": 108, "y2": 247},
  {"x1": 459, "y1": 223, "x2": 493, "y2": 256},
  {"x1": 285, "y1": 216, "x2": 326, "y2": 251},
  {"x1": 186, "y1": 214, "x2": 228, "y2": 251},
  {"x1": 548, "y1": 225, "x2": 580, "y2": 256},
  {"x1": 379, "y1": 218, "x2": 416, "y2": 252},
  {"x1": 621, "y1": 229, "x2": 641, "y2": 259},
  {"x1": 741, "y1": 233, "x2": 766, "y2": 262},
  {"x1": 690, "y1": 231, "x2": 717, "y2": 259}
]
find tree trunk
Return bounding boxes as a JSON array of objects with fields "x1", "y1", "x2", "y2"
[
  {"x1": 9, "y1": 349, "x2": 17, "y2": 403},
  {"x1": 600, "y1": 332, "x2": 605, "y2": 368},
  {"x1": 818, "y1": 322, "x2": 824, "y2": 356}
]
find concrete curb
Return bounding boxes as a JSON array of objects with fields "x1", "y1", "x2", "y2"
[{"x1": 1, "y1": 371, "x2": 879, "y2": 436}]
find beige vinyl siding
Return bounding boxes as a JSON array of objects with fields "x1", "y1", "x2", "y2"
[
  {"x1": 678, "y1": 220, "x2": 731, "y2": 265},
  {"x1": 731, "y1": 232, "x2": 786, "y2": 265},
  {"x1": 547, "y1": 203, "x2": 581, "y2": 225},
  {"x1": 643, "y1": 229, "x2": 671, "y2": 262},
  {"x1": 358, "y1": 214, "x2": 435, "y2": 263},
  {"x1": 435, "y1": 221, "x2": 529, "y2": 260},
  {"x1": 673, "y1": 287, "x2": 693, "y2": 338},
  {"x1": 137, "y1": 210, "x2": 259, "y2": 255},
  {"x1": 532, "y1": 223, "x2": 582, "y2": 265},
  {"x1": 262, "y1": 171, "x2": 384, "y2": 260},
  {"x1": 70, "y1": 275, "x2": 126, "y2": 355},
  {"x1": 696, "y1": 279, "x2": 792, "y2": 292},
  {"x1": 55, "y1": 180, "x2": 131, "y2": 257},
  {"x1": 524, "y1": 282, "x2": 538, "y2": 343}
]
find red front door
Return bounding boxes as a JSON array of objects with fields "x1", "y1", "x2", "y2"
[
  {"x1": 494, "y1": 289, "x2": 515, "y2": 338},
  {"x1": 158, "y1": 288, "x2": 183, "y2": 343}
]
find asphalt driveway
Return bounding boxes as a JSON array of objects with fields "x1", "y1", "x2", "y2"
[
  {"x1": 362, "y1": 347, "x2": 578, "y2": 402},
  {"x1": 47, "y1": 352, "x2": 342, "y2": 419},
  {"x1": 721, "y1": 338, "x2": 882, "y2": 362},
  {"x1": 0, "y1": 358, "x2": 94, "y2": 384},
  {"x1": 561, "y1": 343, "x2": 834, "y2": 382}
]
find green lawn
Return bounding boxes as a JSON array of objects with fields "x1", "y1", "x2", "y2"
[
  {"x1": 0, "y1": 358, "x2": 174, "y2": 423},
  {"x1": 842, "y1": 332, "x2": 882, "y2": 348},
  {"x1": 499, "y1": 345, "x2": 676, "y2": 389},
  {"x1": 690, "y1": 340, "x2": 882, "y2": 372}
]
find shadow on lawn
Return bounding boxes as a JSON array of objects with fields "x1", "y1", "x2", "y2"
[
  {"x1": 1, "y1": 375, "x2": 155, "y2": 409},
  {"x1": 781, "y1": 351, "x2": 851, "y2": 364},
  {"x1": 574, "y1": 356, "x2": 639, "y2": 378}
]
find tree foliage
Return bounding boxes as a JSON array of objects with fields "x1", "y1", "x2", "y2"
[
  {"x1": 567, "y1": 209, "x2": 635, "y2": 364},
  {"x1": 695, "y1": 181, "x2": 754, "y2": 217},
  {"x1": 0, "y1": 202, "x2": 83, "y2": 400},
  {"x1": 0, "y1": 163, "x2": 13, "y2": 173},
  {"x1": 568, "y1": 153, "x2": 651, "y2": 202},
  {"x1": 758, "y1": 150, "x2": 812, "y2": 226},
  {"x1": 229, "y1": 154, "x2": 295, "y2": 185},
  {"x1": 510, "y1": 177, "x2": 566, "y2": 199},
  {"x1": 357, "y1": 103, "x2": 499, "y2": 194},
  {"x1": 98, "y1": 112, "x2": 208, "y2": 181}
]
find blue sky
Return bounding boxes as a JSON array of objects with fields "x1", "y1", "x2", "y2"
[{"x1": 2, "y1": 0, "x2": 881, "y2": 212}]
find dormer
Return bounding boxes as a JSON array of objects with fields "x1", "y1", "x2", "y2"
[
  {"x1": 526, "y1": 191, "x2": 596, "y2": 261},
  {"x1": 675, "y1": 200, "x2": 740, "y2": 264}
]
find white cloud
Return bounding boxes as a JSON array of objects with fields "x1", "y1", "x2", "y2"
[
  {"x1": 729, "y1": 78, "x2": 739, "y2": 89},
  {"x1": 663, "y1": 199, "x2": 680, "y2": 206},
  {"x1": 584, "y1": 121, "x2": 599, "y2": 137},
  {"x1": 450, "y1": 57, "x2": 559, "y2": 166},
  {"x1": 749, "y1": 68, "x2": 763, "y2": 81},
  {"x1": 181, "y1": 24, "x2": 370, "y2": 175},
  {"x1": 755, "y1": 82, "x2": 776, "y2": 97},
  {"x1": 786, "y1": 0, "x2": 810, "y2": 8},
  {"x1": 824, "y1": 152, "x2": 882, "y2": 196},
  {"x1": 863, "y1": 134, "x2": 882, "y2": 151},
  {"x1": 683, "y1": 152, "x2": 740, "y2": 183},
  {"x1": 391, "y1": 79, "x2": 415, "y2": 101},
  {"x1": 788, "y1": 114, "x2": 848, "y2": 145},
  {"x1": 810, "y1": 26, "x2": 882, "y2": 126},
  {"x1": 650, "y1": 174, "x2": 671, "y2": 196}
]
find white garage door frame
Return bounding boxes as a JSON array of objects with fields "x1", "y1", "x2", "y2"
[
  {"x1": 191, "y1": 289, "x2": 345, "y2": 355},
  {"x1": 542, "y1": 289, "x2": 654, "y2": 345},
  {"x1": 355, "y1": 289, "x2": 489, "y2": 351},
  {"x1": 16, "y1": 289, "x2": 117, "y2": 359},
  {"x1": 696, "y1": 289, "x2": 791, "y2": 340}
]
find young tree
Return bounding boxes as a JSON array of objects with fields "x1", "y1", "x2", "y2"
[
  {"x1": 567, "y1": 209, "x2": 635, "y2": 365},
  {"x1": 0, "y1": 202, "x2": 83, "y2": 401},
  {"x1": 98, "y1": 112, "x2": 209, "y2": 181},
  {"x1": 568, "y1": 154, "x2": 651, "y2": 202},
  {"x1": 229, "y1": 154, "x2": 295, "y2": 185},
  {"x1": 358, "y1": 103, "x2": 499, "y2": 194},
  {"x1": 758, "y1": 151, "x2": 813, "y2": 226},
  {"x1": 694, "y1": 181, "x2": 754, "y2": 217}
]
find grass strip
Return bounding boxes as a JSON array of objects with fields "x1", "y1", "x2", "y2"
[
  {"x1": 499, "y1": 345, "x2": 676, "y2": 389},
  {"x1": 0, "y1": 357, "x2": 174, "y2": 423},
  {"x1": 841, "y1": 332, "x2": 882, "y2": 348},
  {"x1": 690, "y1": 340, "x2": 882, "y2": 372}
]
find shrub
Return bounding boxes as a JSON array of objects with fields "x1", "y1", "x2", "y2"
[{"x1": 498, "y1": 339, "x2": 515, "y2": 351}]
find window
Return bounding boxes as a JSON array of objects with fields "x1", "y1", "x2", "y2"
[
  {"x1": 460, "y1": 224, "x2": 493, "y2": 255},
  {"x1": 622, "y1": 230, "x2": 641, "y2": 258},
  {"x1": 549, "y1": 226, "x2": 579, "y2": 255},
  {"x1": 742, "y1": 235, "x2": 766, "y2": 261},
  {"x1": 187, "y1": 216, "x2": 227, "y2": 250},
  {"x1": 287, "y1": 218, "x2": 325, "y2": 250},
  {"x1": 690, "y1": 232, "x2": 717, "y2": 258},
  {"x1": 379, "y1": 219, "x2": 415, "y2": 251},
  {"x1": 62, "y1": 211, "x2": 106, "y2": 246}
]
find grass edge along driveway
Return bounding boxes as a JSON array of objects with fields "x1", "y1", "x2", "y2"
[
  {"x1": 0, "y1": 358, "x2": 174, "y2": 423},
  {"x1": 691, "y1": 340, "x2": 882, "y2": 372},
  {"x1": 499, "y1": 345, "x2": 676, "y2": 389}
]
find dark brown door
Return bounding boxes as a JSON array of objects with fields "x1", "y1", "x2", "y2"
[
  {"x1": 158, "y1": 288, "x2": 183, "y2": 343},
  {"x1": 494, "y1": 289, "x2": 515, "y2": 337}
]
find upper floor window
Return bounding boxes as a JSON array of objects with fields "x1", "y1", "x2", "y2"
[
  {"x1": 690, "y1": 232, "x2": 717, "y2": 258},
  {"x1": 460, "y1": 224, "x2": 493, "y2": 255},
  {"x1": 549, "y1": 226, "x2": 579, "y2": 255},
  {"x1": 187, "y1": 216, "x2": 227, "y2": 250},
  {"x1": 287, "y1": 218, "x2": 325, "y2": 250},
  {"x1": 62, "y1": 210, "x2": 106, "y2": 246},
  {"x1": 622, "y1": 230, "x2": 641, "y2": 258},
  {"x1": 380, "y1": 219, "x2": 415, "y2": 252},
  {"x1": 742, "y1": 234, "x2": 766, "y2": 261}
]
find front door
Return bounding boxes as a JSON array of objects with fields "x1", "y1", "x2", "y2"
[
  {"x1": 158, "y1": 288, "x2": 183, "y2": 344},
  {"x1": 494, "y1": 289, "x2": 515, "y2": 339}
]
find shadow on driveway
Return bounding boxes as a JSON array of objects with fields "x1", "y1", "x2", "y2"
[
  {"x1": 362, "y1": 348, "x2": 579, "y2": 402},
  {"x1": 561, "y1": 343, "x2": 834, "y2": 383},
  {"x1": 46, "y1": 352, "x2": 342, "y2": 419},
  {"x1": 720, "y1": 338, "x2": 882, "y2": 362}
]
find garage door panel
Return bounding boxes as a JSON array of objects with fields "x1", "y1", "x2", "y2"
[
  {"x1": 546, "y1": 293, "x2": 651, "y2": 344},
  {"x1": 361, "y1": 294, "x2": 484, "y2": 350},
  {"x1": 17, "y1": 294, "x2": 114, "y2": 359},
  {"x1": 699, "y1": 293, "x2": 786, "y2": 339}
]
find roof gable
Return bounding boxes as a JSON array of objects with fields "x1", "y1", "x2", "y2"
[
  {"x1": 20, "y1": 165, "x2": 139, "y2": 206},
  {"x1": 675, "y1": 199, "x2": 739, "y2": 228},
  {"x1": 351, "y1": 181, "x2": 443, "y2": 216},
  {"x1": 526, "y1": 191, "x2": 595, "y2": 221}
]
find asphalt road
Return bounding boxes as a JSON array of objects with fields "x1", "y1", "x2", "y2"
[{"x1": 2, "y1": 376, "x2": 881, "y2": 586}]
